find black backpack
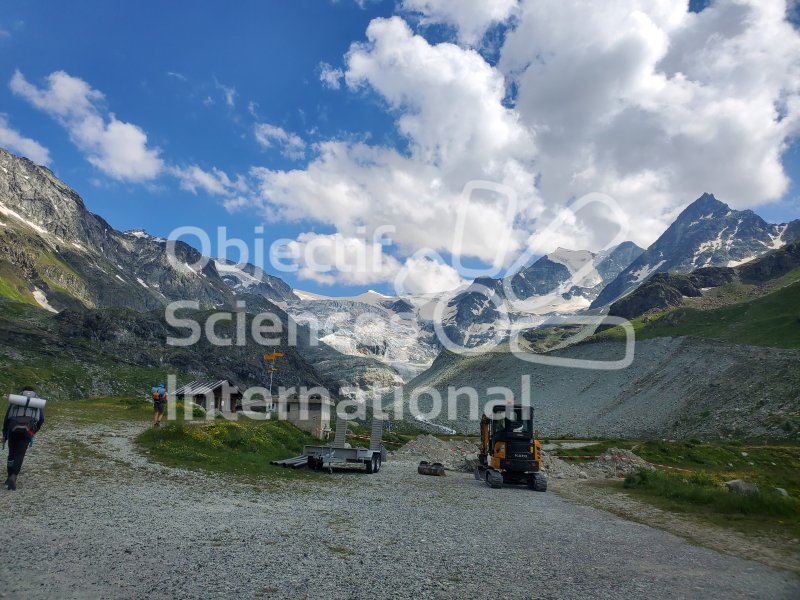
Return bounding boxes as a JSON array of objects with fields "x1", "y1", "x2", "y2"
[{"x1": 7, "y1": 405, "x2": 39, "y2": 436}]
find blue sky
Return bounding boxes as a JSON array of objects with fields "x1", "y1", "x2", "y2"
[
  {"x1": 1, "y1": 1, "x2": 799, "y2": 295},
  {"x1": 0, "y1": 0, "x2": 399, "y2": 295}
]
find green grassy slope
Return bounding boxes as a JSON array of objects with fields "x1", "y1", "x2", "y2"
[
  {"x1": 0, "y1": 260, "x2": 36, "y2": 304},
  {"x1": 640, "y1": 280, "x2": 800, "y2": 348},
  {"x1": 595, "y1": 279, "x2": 800, "y2": 349},
  {"x1": 137, "y1": 418, "x2": 320, "y2": 478}
]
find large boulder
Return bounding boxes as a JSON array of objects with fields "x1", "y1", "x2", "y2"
[{"x1": 724, "y1": 479, "x2": 759, "y2": 495}]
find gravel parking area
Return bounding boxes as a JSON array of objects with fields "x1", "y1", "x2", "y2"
[{"x1": 0, "y1": 421, "x2": 797, "y2": 600}]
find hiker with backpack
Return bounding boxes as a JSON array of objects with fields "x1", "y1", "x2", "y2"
[
  {"x1": 3, "y1": 387, "x2": 45, "y2": 491},
  {"x1": 152, "y1": 384, "x2": 167, "y2": 427}
]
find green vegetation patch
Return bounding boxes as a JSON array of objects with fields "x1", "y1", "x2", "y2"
[
  {"x1": 137, "y1": 418, "x2": 321, "y2": 479},
  {"x1": 556, "y1": 439, "x2": 800, "y2": 496},
  {"x1": 35, "y1": 249, "x2": 80, "y2": 280},
  {"x1": 45, "y1": 396, "x2": 154, "y2": 426},
  {"x1": 0, "y1": 353, "x2": 176, "y2": 403},
  {"x1": 639, "y1": 280, "x2": 800, "y2": 348},
  {"x1": 555, "y1": 437, "x2": 800, "y2": 538},
  {"x1": 0, "y1": 261, "x2": 35, "y2": 304},
  {"x1": 623, "y1": 468, "x2": 800, "y2": 537},
  {"x1": 595, "y1": 280, "x2": 800, "y2": 348}
]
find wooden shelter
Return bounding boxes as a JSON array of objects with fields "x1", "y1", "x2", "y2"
[{"x1": 174, "y1": 380, "x2": 242, "y2": 412}]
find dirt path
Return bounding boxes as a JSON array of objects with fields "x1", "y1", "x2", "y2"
[
  {"x1": 0, "y1": 420, "x2": 798, "y2": 599},
  {"x1": 549, "y1": 479, "x2": 800, "y2": 575}
]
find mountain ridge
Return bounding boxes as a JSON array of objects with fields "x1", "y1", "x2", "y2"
[
  {"x1": 0, "y1": 147, "x2": 403, "y2": 392},
  {"x1": 592, "y1": 193, "x2": 800, "y2": 308}
]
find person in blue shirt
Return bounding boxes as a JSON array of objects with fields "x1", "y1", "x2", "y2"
[
  {"x1": 152, "y1": 384, "x2": 167, "y2": 427},
  {"x1": 3, "y1": 387, "x2": 45, "y2": 491}
]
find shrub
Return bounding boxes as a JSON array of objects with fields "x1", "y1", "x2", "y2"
[
  {"x1": 174, "y1": 401, "x2": 206, "y2": 419},
  {"x1": 624, "y1": 468, "x2": 800, "y2": 518}
]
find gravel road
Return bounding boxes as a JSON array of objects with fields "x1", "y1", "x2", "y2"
[{"x1": 0, "y1": 421, "x2": 798, "y2": 600}]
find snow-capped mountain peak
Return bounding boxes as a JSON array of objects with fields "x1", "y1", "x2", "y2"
[
  {"x1": 546, "y1": 247, "x2": 595, "y2": 273},
  {"x1": 591, "y1": 193, "x2": 800, "y2": 308}
]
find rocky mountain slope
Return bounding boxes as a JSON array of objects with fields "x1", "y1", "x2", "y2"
[
  {"x1": 395, "y1": 252, "x2": 800, "y2": 439},
  {"x1": 593, "y1": 193, "x2": 800, "y2": 308},
  {"x1": 0, "y1": 148, "x2": 401, "y2": 393},
  {"x1": 609, "y1": 240, "x2": 800, "y2": 320},
  {"x1": 435, "y1": 242, "x2": 644, "y2": 348},
  {"x1": 1, "y1": 153, "x2": 221, "y2": 312},
  {"x1": 214, "y1": 259, "x2": 297, "y2": 303},
  {"x1": 0, "y1": 291, "x2": 404, "y2": 400},
  {"x1": 392, "y1": 336, "x2": 800, "y2": 439},
  {"x1": 0, "y1": 148, "x2": 301, "y2": 311}
]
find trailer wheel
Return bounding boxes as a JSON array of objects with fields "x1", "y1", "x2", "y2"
[
  {"x1": 365, "y1": 457, "x2": 374, "y2": 474},
  {"x1": 374, "y1": 454, "x2": 381, "y2": 473}
]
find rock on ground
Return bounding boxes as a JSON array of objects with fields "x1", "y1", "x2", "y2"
[
  {"x1": 392, "y1": 434, "x2": 479, "y2": 471},
  {"x1": 725, "y1": 479, "x2": 760, "y2": 495},
  {"x1": 542, "y1": 448, "x2": 654, "y2": 480}
]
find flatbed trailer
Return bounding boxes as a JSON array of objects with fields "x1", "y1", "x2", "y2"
[{"x1": 272, "y1": 416, "x2": 387, "y2": 474}]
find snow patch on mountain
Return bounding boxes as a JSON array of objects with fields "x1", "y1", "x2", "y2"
[
  {"x1": 769, "y1": 224, "x2": 788, "y2": 249},
  {"x1": 213, "y1": 260, "x2": 260, "y2": 288},
  {"x1": 546, "y1": 248, "x2": 602, "y2": 288},
  {"x1": 123, "y1": 229, "x2": 166, "y2": 243},
  {"x1": 547, "y1": 248, "x2": 594, "y2": 273},
  {"x1": 629, "y1": 260, "x2": 666, "y2": 284},
  {"x1": 293, "y1": 289, "x2": 330, "y2": 301},
  {"x1": 727, "y1": 255, "x2": 759, "y2": 267},
  {"x1": 285, "y1": 297, "x2": 440, "y2": 381},
  {"x1": 32, "y1": 288, "x2": 57, "y2": 313},
  {"x1": 295, "y1": 289, "x2": 398, "y2": 305},
  {"x1": 516, "y1": 293, "x2": 592, "y2": 315},
  {"x1": 0, "y1": 200, "x2": 49, "y2": 236}
]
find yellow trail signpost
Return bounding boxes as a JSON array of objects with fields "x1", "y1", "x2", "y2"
[{"x1": 263, "y1": 351, "x2": 285, "y2": 398}]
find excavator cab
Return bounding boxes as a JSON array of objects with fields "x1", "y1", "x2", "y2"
[{"x1": 475, "y1": 403, "x2": 547, "y2": 491}]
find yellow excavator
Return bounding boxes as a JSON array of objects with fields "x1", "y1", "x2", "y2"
[{"x1": 474, "y1": 402, "x2": 547, "y2": 491}]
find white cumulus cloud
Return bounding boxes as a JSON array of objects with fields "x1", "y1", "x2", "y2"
[
  {"x1": 240, "y1": 2, "x2": 800, "y2": 270},
  {"x1": 254, "y1": 122, "x2": 306, "y2": 160},
  {"x1": 395, "y1": 254, "x2": 466, "y2": 294},
  {"x1": 499, "y1": 0, "x2": 800, "y2": 241},
  {"x1": 10, "y1": 70, "x2": 163, "y2": 182},
  {"x1": 283, "y1": 232, "x2": 402, "y2": 286},
  {"x1": 281, "y1": 231, "x2": 466, "y2": 293},
  {"x1": 402, "y1": 0, "x2": 518, "y2": 45},
  {"x1": 0, "y1": 114, "x2": 51, "y2": 165},
  {"x1": 246, "y1": 17, "x2": 535, "y2": 271},
  {"x1": 171, "y1": 164, "x2": 249, "y2": 197},
  {"x1": 319, "y1": 62, "x2": 344, "y2": 89}
]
